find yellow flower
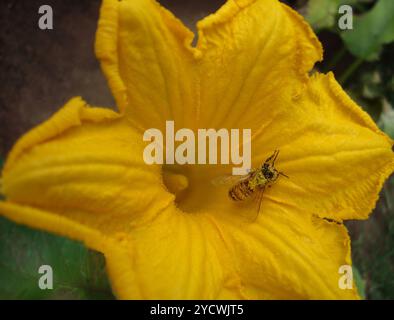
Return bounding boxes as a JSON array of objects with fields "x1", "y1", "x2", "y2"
[{"x1": 0, "y1": 0, "x2": 393, "y2": 299}]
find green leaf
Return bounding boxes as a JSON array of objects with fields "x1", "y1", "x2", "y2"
[
  {"x1": 353, "y1": 266, "x2": 366, "y2": 299},
  {"x1": 341, "y1": 0, "x2": 394, "y2": 61},
  {"x1": 0, "y1": 217, "x2": 115, "y2": 299},
  {"x1": 305, "y1": 0, "x2": 339, "y2": 30},
  {"x1": 305, "y1": 0, "x2": 357, "y2": 31}
]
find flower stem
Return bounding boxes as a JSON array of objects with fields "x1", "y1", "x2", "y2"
[
  {"x1": 325, "y1": 47, "x2": 346, "y2": 72},
  {"x1": 339, "y1": 58, "x2": 364, "y2": 86}
]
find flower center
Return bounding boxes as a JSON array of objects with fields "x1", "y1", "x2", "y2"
[
  {"x1": 162, "y1": 164, "x2": 231, "y2": 214},
  {"x1": 163, "y1": 168, "x2": 188, "y2": 197},
  {"x1": 162, "y1": 165, "x2": 191, "y2": 209}
]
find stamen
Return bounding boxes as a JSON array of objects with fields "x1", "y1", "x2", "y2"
[{"x1": 162, "y1": 171, "x2": 189, "y2": 196}]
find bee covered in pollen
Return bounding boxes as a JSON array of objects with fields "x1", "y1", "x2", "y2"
[{"x1": 212, "y1": 150, "x2": 288, "y2": 221}]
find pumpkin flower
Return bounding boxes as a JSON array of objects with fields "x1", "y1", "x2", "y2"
[{"x1": 0, "y1": 0, "x2": 393, "y2": 299}]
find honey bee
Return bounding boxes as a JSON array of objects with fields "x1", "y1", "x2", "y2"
[{"x1": 212, "y1": 150, "x2": 288, "y2": 221}]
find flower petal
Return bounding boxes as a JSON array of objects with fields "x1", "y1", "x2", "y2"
[
  {"x1": 196, "y1": 0, "x2": 322, "y2": 129},
  {"x1": 219, "y1": 202, "x2": 360, "y2": 299},
  {"x1": 95, "y1": 0, "x2": 322, "y2": 132},
  {"x1": 251, "y1": 73, "x2": 394, "y2": 221},
  {"x1": 104, "y1": 208, "x2": 244, "y2": 299},
  {"x1": 1, "y1": 97, "x2": 173, "y2": 239},
  {"x1": 95, "y1": 0, "x2": 198, "y2": 131}
]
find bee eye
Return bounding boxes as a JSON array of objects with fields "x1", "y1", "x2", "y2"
[{"x1": 265, "y1": 171, "x2": 273, "y2": 179}]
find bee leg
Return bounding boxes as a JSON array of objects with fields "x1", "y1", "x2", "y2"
[
  {"x1": 272, "y1": 149, "x2": 279, "y2": 165},
  {"x1": 279, "y1": 172, "x2": 289, "y2": 179}
]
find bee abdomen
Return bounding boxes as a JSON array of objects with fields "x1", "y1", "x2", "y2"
[{"x1": 229, "y1": 180, "x2": 253, "y2": 201}]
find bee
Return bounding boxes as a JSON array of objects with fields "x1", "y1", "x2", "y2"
[{"x1": 212, "y1": 150, "x2": 288, "y2": 221}]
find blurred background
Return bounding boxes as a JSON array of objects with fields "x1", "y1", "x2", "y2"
[{"x1": 0, "y1": 0, "x2": 393, "y2": 299}]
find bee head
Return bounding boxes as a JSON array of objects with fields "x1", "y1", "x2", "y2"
[
  {"x1": 262, "y1": 163, "x2": 279, "y2": 181},
  {"x1": 261, "y1": 150, "x2": 289, "y2": 181}
]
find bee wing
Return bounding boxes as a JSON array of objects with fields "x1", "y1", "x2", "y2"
[
  {"x1": 211, "y1": 173, "x2": 251, "y2": 187},
  {"x1": 254, "y1": 186, "x2": 266, "y2": 220},
  {"x1": 237, "y1": 185, "x2": 265, "y2": 223}
]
